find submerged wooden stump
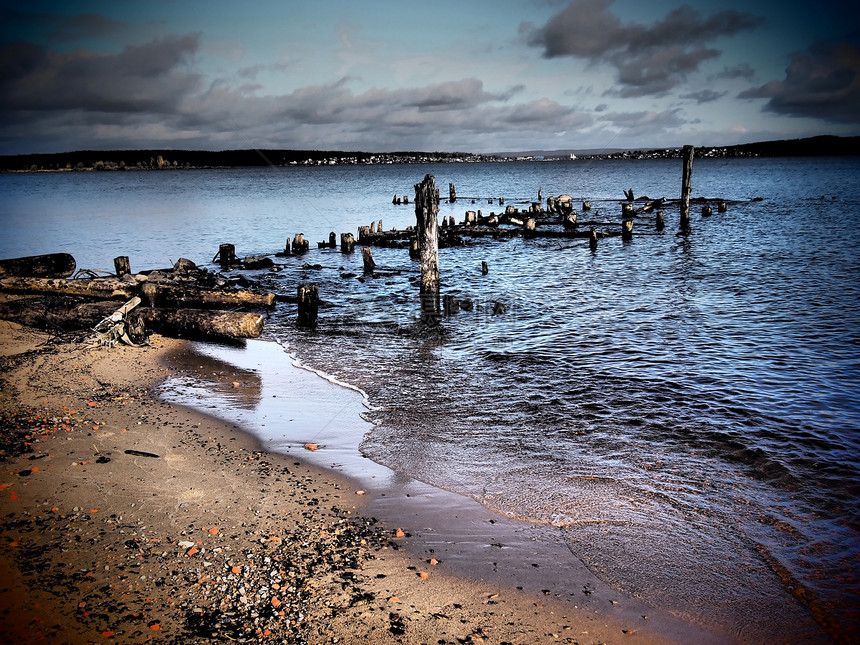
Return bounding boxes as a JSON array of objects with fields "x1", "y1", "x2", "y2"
[
  {"x1": 341, "y1": 232, "x2": 355, "y2": 253},
  {"x1": 622, "y1": 220, "x2": 634, "y2": 241},
  {"x1": 292, "y1": 234, "x2": 309, "y2": 254},
  {"x1": 214, "y1": 243, "x2": 237, "y2": 268},
  {"x1": 297, "y1": 283, "x2": 319, "y2": 326},
  {"x1": 362, "y1": 247, "x2": 376, "y2": 274}
]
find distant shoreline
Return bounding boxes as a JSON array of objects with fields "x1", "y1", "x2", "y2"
[{"x1": 1, "y1": 134, "x2": 857, "y2": 173}]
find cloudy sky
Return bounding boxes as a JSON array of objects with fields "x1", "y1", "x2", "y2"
[{"x1": 1, "y1": 0, "x2": 858, "y2": 155}]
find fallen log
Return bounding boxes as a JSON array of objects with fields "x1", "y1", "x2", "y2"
[
  {"x1": 0, "y1": 253, "x2": 76, "y2": 278},
  {"x1": 0, "y1": 299, "x2": 264, "y2": 339},
  {"x1": 140, "y1": 282, "x2": 275, "y2": 308},
  {"x1": 134, "y1": 307, "x2": 264, "y2": 339},
  {"x1": 0, "y1": 276, "x2": 136, "y2": 299}
]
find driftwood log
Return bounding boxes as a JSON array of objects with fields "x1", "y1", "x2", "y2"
[
  {"x1": 140, "y1": 282, "x2": 275, "y2": 308},
  {"x1": 0, "y1": 276, "x2": 136, "y2": 299},
  {"x1": 0, "y1": 299, "x2": 264, "y2": 339},
  {"x1": 0, "y1": 253, "x2": 76, "y2": 278}
]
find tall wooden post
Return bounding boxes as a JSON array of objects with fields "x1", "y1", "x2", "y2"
[
  {"x1": 297, "y1": 283, "x2": 319, "y2": 326},
  {"x1": 449, "y1": 183, "x2": 456, "y2": 203},
  {"x1": 415, "y1": 174, "x2": 440, "y2": 323},
  {"x1": 329, "y1": 232, "x2": 337, "y2": 248},
  {"x1": 680, "y1": 145, "x2": 694, "y2": 232}
]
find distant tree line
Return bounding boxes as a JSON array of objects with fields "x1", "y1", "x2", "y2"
[
  {"x1": 0, "y1": 136, "x2": 857, "y2": 172},
  {"x1": 0, "y1": 148, "x2": 480, "y2": 172}
]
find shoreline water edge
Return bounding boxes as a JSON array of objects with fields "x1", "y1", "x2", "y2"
[{"x1": 0, "y1": 321, "x2": 729, "y2": 644}]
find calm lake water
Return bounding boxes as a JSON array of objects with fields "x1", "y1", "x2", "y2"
[{"x1": 2, "y1": 158, "x2": 858, "y2": 642}]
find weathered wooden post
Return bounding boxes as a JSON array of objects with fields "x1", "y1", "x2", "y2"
[
  {"x1": 589, "y1": 227, "x2": 598, "y2": 251},
  {"x1": 538, "y1": 187, "x2": 542, "y2": 201},
  {"x1": 680, "y1": 145, "x2": 694, "y2": 232},
  {"x1": 114, "y1": 256, "x2": 131, "y2": 277},
  {"x1": 481, "y1": 260, "x2": 489, "y2": 275},
  {"x1": 582, "y1": 201, "x2": 591, "y2": 211},
  {"x1": 409, "y1": 238, "x2": 420, "y2": 259},
  {"x1": 215, "y1": 243, "x2": 236, "y2": 268},
  {"x1": 297, "y1": 283, "x2": 319, "y2": 326},
  {"x1": 362, "y1": 247, "x2": 376, "y2": 274},
  {"x1": 718, "y1": 201, "x2": 727, "y2": 212},
  {"x1": 702, "y1": 205, "x2": 713, "y2": 216},
  {"x1": 340, "y1": 232, "x2": 355, "y2": 253},
  {"x1": 449, "y1": 183, "x2": 456, "y2": 203},
  {"x1": 525, "y1": 217, "x2": 537, "y2": 232},
  {"x1": 443, "y1": 294, "x2": 460, "y2": 316},
  {"x1": 622, "y1": 219, "x2": 634, "y2": 241},
  {"x1": 292, "y1": 234, "x2": 309, "y2": 254},
  {"x1": 622, "y1": 203, "x2": 635, "y2": 218},
  {"x1": 656, "y1": 211, "x2": 665, "y2": 231},
  {"x1": 283, "y1": 238, "x2": 291, "y2": 256},
  {"x1": 415, "y1": 174, "x2": 440, "y2": 323},
  {"x1": 329, "y1": 232, "x2": 337, "y2": 248}
]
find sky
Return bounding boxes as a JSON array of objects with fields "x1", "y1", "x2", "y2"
[{"x1": 0, "y1": 0, "x2": 858, "y2": 155}]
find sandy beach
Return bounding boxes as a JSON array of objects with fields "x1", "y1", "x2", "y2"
[{"x1": 0, "y1": 320, "x2": 726, "y2": 644}]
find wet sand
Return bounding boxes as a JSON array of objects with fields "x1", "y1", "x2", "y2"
[{"x1": 0, "y1": 320, "x2": 726, "y2": 644}]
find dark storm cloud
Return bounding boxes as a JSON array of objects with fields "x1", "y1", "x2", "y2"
[
  {"x1": 739, "y1": 41, "x2": 860, "y2": 124},
  {"x1": 0, "y1": 34, "x2": 202, "y2": 113},
  {"x1": 0, "y1": 9, "x2": 124, "y2": 43},
  {"x1": 521, "y1": 0, "x2": 763, "y2": 96}
]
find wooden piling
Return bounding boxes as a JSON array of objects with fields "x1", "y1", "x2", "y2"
[
  {"x1": 297, "y1": 283, "x2": 319, "y2": 326},
  {"x1": 622, "y1": 220, "x2": 634, "y2": 241},
  {"x1": 340, "y1": 232, "x2": 355, "y2": 254},
  {"x1": 481, "y1": 261, "x2": 489, "y2": 275},
  {"x1": 656, "y1": 211, "x2": 665, "y2": 231},
  {"x1": 215, "y1": 243, "x2": 236, "y2": 268},
  {"x1": 329, "y1": 232, "x2": 337, "y2": 248},
  {"x1": 415, "y1": 174, "x2": 440, "y2": 321},
  {"x1": 409, "y1": 238, "x2": 420, "y2": 260},
  {"x1": 680, "y1": 145, "x2": 694, "y2": 232},
  {"x1": 292, "y1": 234, "x2": 309, "y2": 254},
  {"x1": 114, "y1": 256, "x2": 131, "y2": 277},
  {"x1": 718, "y1": 201, "x2": 727, "y2": 212},
  {"x1": 362, "y1": 247, "x2": 376, "y2": 274},
  {"x1": 622, "y1": 203, "x2": 635, "y2": 218},
  {"x1": 702, "y1": 205, "x2": 713, "y2": 216},
  {"x1": 443, "y1": 294, "x2": 460, "y2": 316},
  {"x1": 582, "y1": 201, "x2": 591, "y2": 211},
  {"x1": 449, "y1": 183, "x2": 456, "y2": 203},
  {"x1": 589, "y1": 228, "x2": 598, "y2": 251}
]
